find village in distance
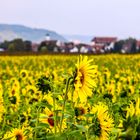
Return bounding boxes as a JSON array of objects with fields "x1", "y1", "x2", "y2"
[{"x1": 0, "y1": 24, "x2": 140, "y2": 54}]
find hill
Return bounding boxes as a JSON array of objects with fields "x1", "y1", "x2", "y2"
[{"x1": 0, "y1": 24, "x2": 67, "y2": 43}]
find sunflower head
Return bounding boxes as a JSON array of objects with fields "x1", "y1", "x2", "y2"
[
  {"x1": 74, "y1": 103, "x2": 88, "y2": 121},
  {"x1": 89, "y1": 102, "x2": 114, "y2": 140},
  {"x1": 73, "y1": 56, "x2": 97, "y2": 102},
  {"x1": 75, "y1": 107, "x2": 86, "y2": 116},
  {"x1": 20, "y1": 70, "x2": 28, "y2": 79},
  {"x1": 126, "y1": 98, "x2": 140, "y2": 118},
  {"x1": 48, "y1": 114, "x2": 54, "y2": 127},
  {"x1": 3, "y1": 128, "x2": 26, "y2": 140},
  {"x1": 36, "y1": 75, "x2": 51, "y2": 94},
  {"x1": 39, "y1": 107, "x2": 55, "y2": 128}
]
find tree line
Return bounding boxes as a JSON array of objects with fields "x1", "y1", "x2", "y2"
[{"x1": 0, "y1": 37, "x2": 139, "y2": 53}]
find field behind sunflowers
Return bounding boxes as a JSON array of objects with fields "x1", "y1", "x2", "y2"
[{"x1": 0, "y1": 54, "x2": 140, "y2": 140}]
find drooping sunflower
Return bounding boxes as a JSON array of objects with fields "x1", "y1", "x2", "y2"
[
  {"x1": 88, "y1": 102, "x2": 114, "y2": 140},
  {"x1": 73, "y1": 56, "x2": 97, "y2": 102},
  {"x1": 104, "y1": 80, "x2": 116, "y2": 102},
  {"x1": 118, "y1": 98, "x2": 140, "y2": 140},
  {"x1": 3, "y1": 128, "x2": 26, "y2": 140},
  {"x1": 126, "y1": 97, "x2": 140, "y2": 118}
]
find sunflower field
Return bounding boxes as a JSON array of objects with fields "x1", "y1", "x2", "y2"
[{"x1": 0, "y1": 54, "x2": 140, "y2": 140}]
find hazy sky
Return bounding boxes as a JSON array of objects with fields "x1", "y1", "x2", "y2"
[{"x1": 1, "y1": 0, "x2": 140, "y2": 39}]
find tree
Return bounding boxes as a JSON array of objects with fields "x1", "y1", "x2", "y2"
[
  {"x1": 1, "y1": 39, "x2": 33, "y2": 52},
  {"x1": 0, "y1": 40, "x2": 9, "y2": 50},
  {"x1": 126, "y1": 38, "x2": 137, "y2": 53},
  {"x1": 38, "y1": 41, "x2": 57, "y2": 53},
  {"x1": 13, "y1": 39, "x2": 25, "y2": 51},
  {"x1": 113, "y1": 40, "x2": 125, "y2": 53},
  {"x1": 38, "y1": 41, "x2": 46, "y2": 51},
  {"x1": 7, "y1": 43, "x2": 15, "y2": 52},
  {"x1": 40, "y1": 46, "x2": 47, "y2": 52},
  {"x1": 24, "y1": 40, "x2": 32, "y2": 51}
]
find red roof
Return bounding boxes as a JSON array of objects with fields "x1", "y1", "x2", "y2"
[
  {"x1": 91, "y1": 37, "x2": 117, "y2": 43},
  {"x1": 137, "y1": 41, "x2": 140, "y2": 46}
]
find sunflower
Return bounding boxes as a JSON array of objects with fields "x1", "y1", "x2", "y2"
[
  {"x1": 88, "y1": 102, "x2": 114, "y2": 140},
  {"x1": 8, "y1": 86, "x2": 21, "y2": 111},
  {"x1": 0, "y1": 82, "x2": 3, "y2": 94},
  {"x1": 0, "y1": 96, "x2": 5, "y2": 123},
  {"x1": 40, "y1": 107, "x2": 55, "y2": 128},
  {"x1": 20, "y1": 70, "x2": 28, "y2": 79},
  {"x1": 39, "y1": 107, "x2": 66, "y2": 133},
  {"x1": 9, "y1": 87, "x2": 20, "y2": 102},
  {"x1": 74, "y1": 56, "x2": 97, "y2": 102},
  {"x1": 74, "y1": 103, "x2": 88, "y2": 120},
  {"x1": 3, "y1": 128, "x2": 26, "y2": 140},
  {"x1": 103, "y1": 68, "x2": 111, "y2": 83},
  {"x1": 104, "y1": 80, "x2": 116, "y2": 102},
  {"x1": 20, "y1": 111, "x2": 32, "y2": 127},
  {"x1": 26, "y1": 85, "x2": 38, "y2": 95},
  {"x1": 42, "y1": 92, "x2": 53, "y2": 106},
  {"x1": 126, "y1": 97, "x2": 140, "y2": 118},
  {"x1": 118, "y1": 98, "x2": 140, "y2": 139}
]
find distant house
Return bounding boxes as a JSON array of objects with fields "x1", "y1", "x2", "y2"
[
  {"x1": 136, "y1": 40, "x2": 140, "y2": 51},
  {"x1": 32, "y1": 43, "x2": 39, "y2": 52},
  {"x1": 44, "y1": 40, "x2": 57, "y2": 45},
  {"x1": 91, "y1": 37, "x2": 117, "y2": 45},
  {"x1": 0, "y1": 48, "x2": 4, "y2": 52},
  {"x1": 70, "y1": 46, "x2": 78, "y2": 53},
  {"x1": 63, "y1": 42, "x2": 74, "y2": 53},
  {"x1": 66, "y1": 42, "x2": 90, "y2": 53},
  {"x1": 78, "y1": 43, "x2": 90, "y2": 53},
  {"x1": 121, "y1": 43, "x2": 132, "y2": 53},
  {"x1": 91, "y1": 37, "x2": 117, "y2": 53},
  {"x1": 92, "y1": 44, "x2": 105, "y2": 53}
]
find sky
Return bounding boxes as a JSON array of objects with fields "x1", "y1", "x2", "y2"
[{"x1": 0, "y1": 0, "x2": 140, "y2": 39}]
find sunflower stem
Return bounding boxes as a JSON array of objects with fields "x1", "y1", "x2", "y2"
[
  {"x1": 34, "y1": 107, "x2": 40, "y2": 139},
  {"x1": 2, "y1": 113, "x2": 6, "y2": 131},
  {"x1": 53, "y1": 95, "x2": 57, "y2": 135},
  {"x1": 71, "y1": 88, "x2": 76, "y2": 125},
  {"x1": 85, "y1": 131, "x2": 89, "y2": 140},
  {"x1": 60, "y1": 77, "x2": 72, "y2": 134}
]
